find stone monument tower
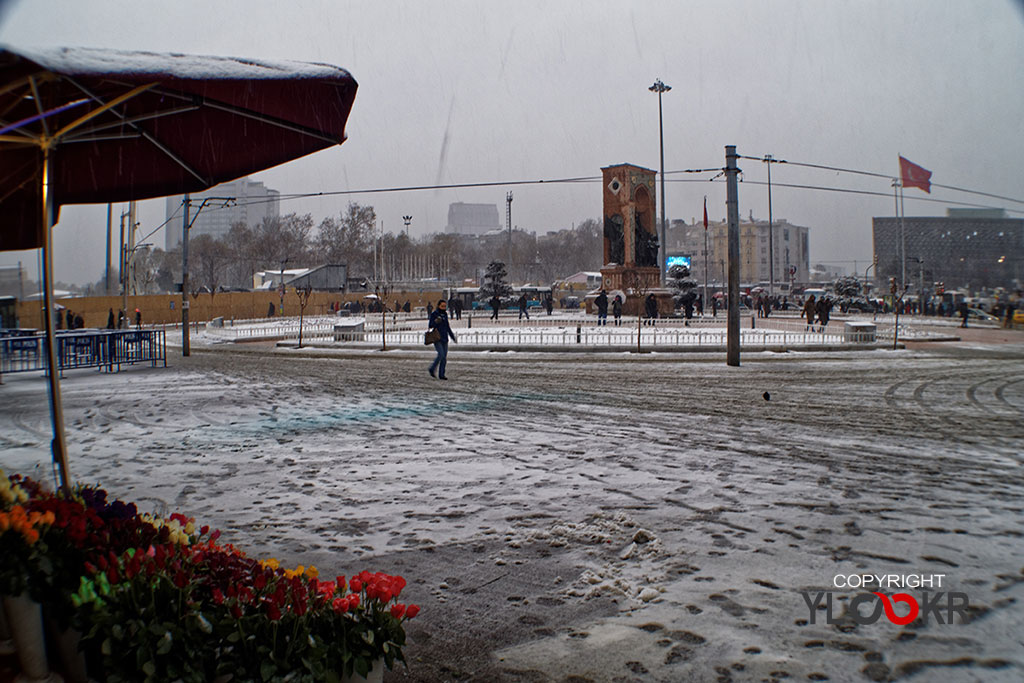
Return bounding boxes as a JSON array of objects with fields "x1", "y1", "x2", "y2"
[{"x1": 597, "y1": 163, "x2": 670, "y2": 315}]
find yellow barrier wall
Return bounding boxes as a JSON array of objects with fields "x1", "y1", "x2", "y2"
[{"x1": 14, "y1": 289, "x2": 446, "y2": 330}]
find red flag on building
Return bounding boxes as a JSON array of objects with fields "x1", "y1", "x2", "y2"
[
  {"x1": 703, "y1": 196, "x2": 708, "y2": 229},
  {"x1": 899, "y1": 156, "x2": 932, "y2": 193}
]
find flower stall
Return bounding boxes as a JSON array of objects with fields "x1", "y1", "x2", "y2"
[{"x1": 0, "y1": 469, "x2": 418, "y2": 682}]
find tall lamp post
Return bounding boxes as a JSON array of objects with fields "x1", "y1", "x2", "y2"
[
  {"x1": 762, "y1": 155, "x2": 784, "y2": 297},
  {"x1": 649, "y1": 78, "x2": 671, "y2": 285},
  {"x1": 403, "y1": 214, "x2": 412, "y2": 237}
]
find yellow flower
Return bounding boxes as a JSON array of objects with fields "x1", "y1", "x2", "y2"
[{"x1": 260, "y1": 558, "x2": 280, "y2": 570}]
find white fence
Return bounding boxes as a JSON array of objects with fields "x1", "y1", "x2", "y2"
[{"x1": 199, "y1": 312, "x2": 874, "y2": 348}]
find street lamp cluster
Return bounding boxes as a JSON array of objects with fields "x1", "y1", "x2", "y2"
[{"x1": 649, "y1": 79, "x2": 671, "y2": 285}]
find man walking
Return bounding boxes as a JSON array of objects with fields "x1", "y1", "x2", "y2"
[{"x1": 518, "y1": 293, "x2": 530, "y2": 321}]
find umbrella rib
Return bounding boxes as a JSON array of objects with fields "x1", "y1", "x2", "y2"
[
  {"x1": 150, "y1": 86, "x2": 341, "y2": 144},
  {"x1": 28, "y1": 76, "x2": 50, "y2": 136},
  {"x1": 64, "y1": 77, "x2": 210, "y2": 186},
  {"x1": 62, "y1": 104, "x2": 200, "y2": 141},
  {"x1": 202, "y1": 99, "x2": 341, "y2": 144},
  {"x1": 53, "y1": 81, "x2": 157, "y2": 139}
]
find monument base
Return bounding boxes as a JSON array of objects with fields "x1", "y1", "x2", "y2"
[{"x1": 586, "y1": 266, "x2": 675, "y2": 317}]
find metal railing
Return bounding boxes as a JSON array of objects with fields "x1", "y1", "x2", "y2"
[{"x1": 0, "y1": 328, "x2": 167, "y2": 375}]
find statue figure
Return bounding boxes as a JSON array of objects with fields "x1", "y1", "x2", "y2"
[
  {"x1": 635, "y1": 214, "x2": 659, "y2": 267},
  {"x1": 604, "y1": 214, "x2": 624, "y2": 265}
]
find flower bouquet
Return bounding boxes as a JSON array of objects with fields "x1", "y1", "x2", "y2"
[{"x1": 1, "y1": 470, "x2": 421, "y2": 682}]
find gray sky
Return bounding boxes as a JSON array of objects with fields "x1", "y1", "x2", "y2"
[{"x1": 2, "y1": 0, "x2": 1022, "y2": 286}]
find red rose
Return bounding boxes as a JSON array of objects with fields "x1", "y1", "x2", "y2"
[
  {"x1": 405, "y1": 604, "x2": 420, "y2": 619},
  {"x1": 332, "y1": 597, "x2": 348, "y2": 613},
  {"x1": 350, "y1": 578, "x2": 363, "y2": 592},
  {"x1": 390, "y1": 604, "x2": 406, "y2": 619},
  {"x1": 348, "y1": 594, "x2": 360, "y2": 609}
]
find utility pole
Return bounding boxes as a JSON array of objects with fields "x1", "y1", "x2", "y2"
[
  {"x1": 120, "y1": 208, "x2": 127, "y2": 326},
  {"x1": 506, "y1": 191, "x2": 513, "y2": 281},
  {"x1": 127, "y1": 200, "x2": 137, "y2": 295},
  {"x1": 181, "y1": 195, "x2": 191, "y2": 356},
  {"x1": 181, "y1": 196, "x2": 233, "y2": 354},
  {"x1": 105, "y1": 204, "x2": 113, "y2": 294},
  {"x1": 726, "y1": 145, "x2": 741, "y2": 367},
  {"x1": 703, "y1": 199, "x2": 709, "y2": 317}
]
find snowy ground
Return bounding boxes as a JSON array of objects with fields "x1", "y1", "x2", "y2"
[{"x1": 2, "y1": 327, "x2": 1023, "y2": 682}]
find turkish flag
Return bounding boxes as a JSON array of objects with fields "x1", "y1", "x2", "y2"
[
  {"x1": 703, "y1": 196, "x2": 708, "y2": 229},
  {"x1": 899, "y1": 156, "x2": 932, "y2": 193}
]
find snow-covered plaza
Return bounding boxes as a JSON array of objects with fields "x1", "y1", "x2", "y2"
[{"x1": 2, "y1": 325, "x2": 1023, "y2": 682}]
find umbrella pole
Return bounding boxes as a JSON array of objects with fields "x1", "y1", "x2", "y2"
[{"x1": 40, "y1": 146, "x2": 72, "y2": 495}]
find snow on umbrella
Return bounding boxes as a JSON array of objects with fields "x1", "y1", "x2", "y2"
[{"x1": 0, "y1": 46, "x2": 358, "y2": 492}]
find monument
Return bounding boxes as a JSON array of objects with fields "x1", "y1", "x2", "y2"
[{"x1": 594, "y1": 163, "x2": 672, "y2": 316}]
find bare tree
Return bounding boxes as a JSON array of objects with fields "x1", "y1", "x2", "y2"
[
  {"x1": 622, "y1": 267, "x2": 655, "y2": 352},
  {"x1": 191, "y1": 234, "x2": 230, "y2": 300},
  {"x1": 315, "y1": 202, "x2": 376, "y2": 275}
]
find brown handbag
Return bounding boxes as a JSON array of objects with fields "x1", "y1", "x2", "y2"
[{"x1": 424, "y1": 328, "x2": 442, "y2": 345}]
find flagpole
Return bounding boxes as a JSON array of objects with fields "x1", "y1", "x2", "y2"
[
  {"x1": 899, "y1": 183, "x2": 907, "y2": 288},
  {"x1": 893, "y1": 174, "x2": 904, "y2": 289}
]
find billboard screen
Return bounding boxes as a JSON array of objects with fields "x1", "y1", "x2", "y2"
[{"x1": 666, "y1": 255, "x2": 691, "y2": 270}]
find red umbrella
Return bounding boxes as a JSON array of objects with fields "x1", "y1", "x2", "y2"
[{"x1": 0, "y1": 46, "x2": 358, "y2": 491}]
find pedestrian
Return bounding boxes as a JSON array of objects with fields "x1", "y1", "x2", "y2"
[
  {"x1": 403, "y1": 300, "x2": 411, "y2": 313},
  {"x1": 489, "y1": 294, "x2": 501, "y2": 321},
  {"x1": 696, "y1": 296, "x2": 703, "y2": 317},
  {"x1": 958, "y1": 301, "x2": 969, "y2": 328},
  {"x1": 1004, "y1": 300, "x2": 1016, "y2": 329},
  {"x1": 683, "y1": 296, "x2": 694, "y2": 326},
  {"x1": 135, "y1": 308, "x2": 142, "y2": 329},
  {"x1": 268, "y1": 301, "x2": 275, "y2": 317},
  {"x1": 544, "y1": 295, "x2": 553, "y2": 316},
  {"x1": 712, "y1": 297, "x2": 719, "y2": 318},
  {"x1": 453, "y1": 298, "x2": 463, "y2": 320},
  {"x1": 644, "y1": 293, "x2": 657, "y2": 326},
  {"x1": 612, "y1": 294, "x2": 623, "y2": 326},
  {"x1": 428, "y1": 299, "x2": 457, "y2": 380},
  {"x1": 426, "y1": 302, "x2": 433, "y2": 316},
  {"x1": 117, "y1": 309, "x2": 125, "y2": 329},
  {"x1": 802, "y1": 295, "x2": 817, "y2": 331},
  {"x1": 518, "y1": 293, "x2": 530, "y2": 321},
  {"x1": 595, "y1": 289, "x2": 609, "y2": 326},
  {"x1": 815, "y1": 297, "x2": 831, "y2": 333},
  {"x1": 74, "y1": 313, "x2": 84, "y2": 330},
  {"x1": 66, "y1": 309, "x2": 74, "y2": 330},
  {"x1": 107, "y1": 308, "x2": 115, "y2": 329}
]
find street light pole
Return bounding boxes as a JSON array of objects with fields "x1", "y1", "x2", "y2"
[
  {"x1": 763, "y1": 155, "x2": 780, "y2": 297},
  {"x1": 403, "y1": 214, "x2": 412, "y2": 237},
  {"x1": 649, "y1": 78, "x2": 671, "y2": 285}
]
